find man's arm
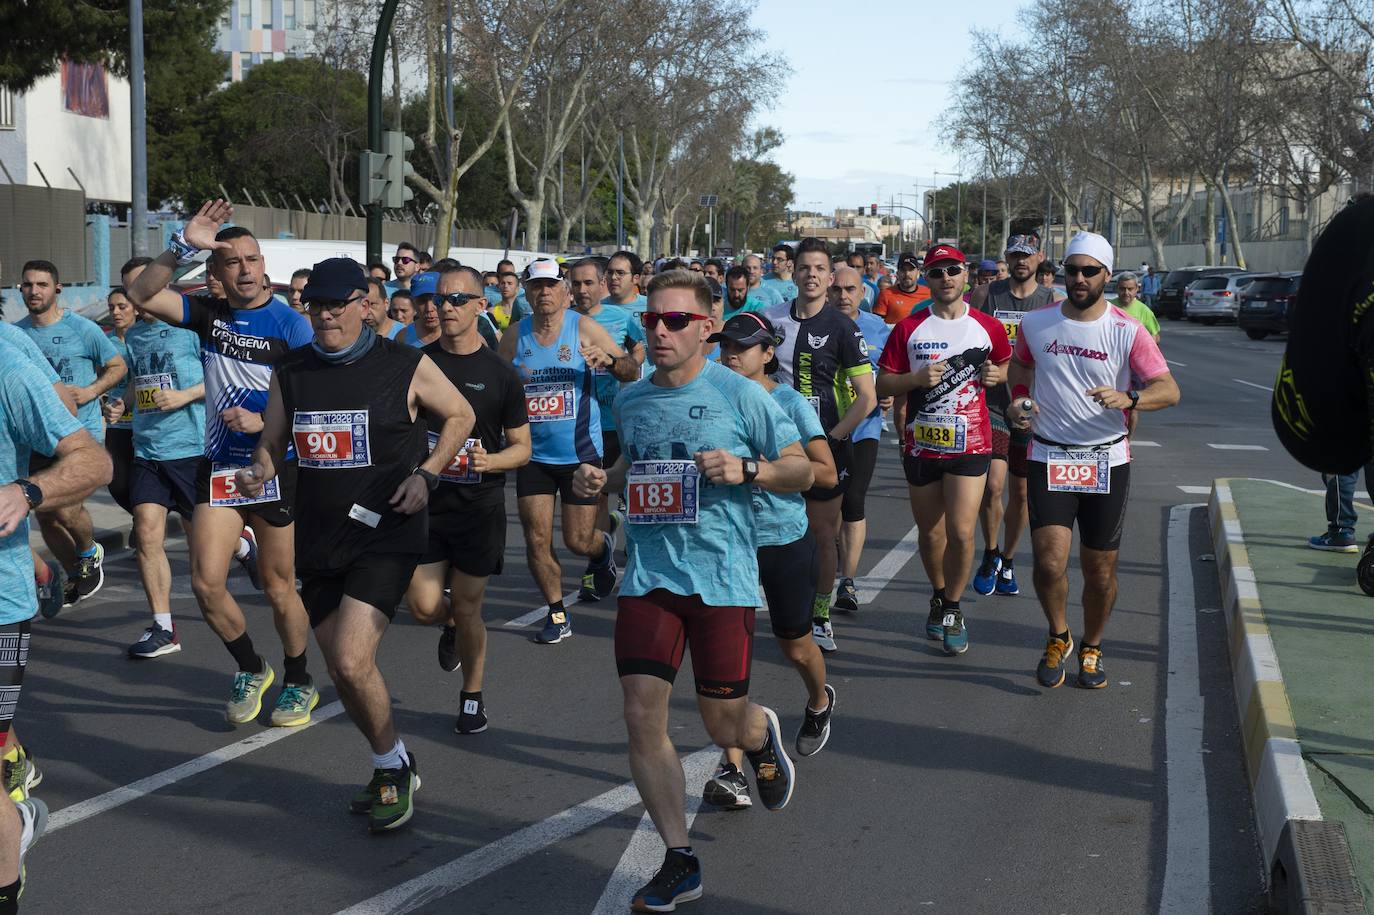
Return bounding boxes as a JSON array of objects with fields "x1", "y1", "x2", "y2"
[
  {"x1": 830, "y1": 370, "x2": 877, "y2": 440},
  {"x1": 0, "y1": 428, "x2": 110, "y2": 537},
  {"x1": 79, "y1": 355, "x2": 127, "y2": 405},
  {"x1": 497, "y1": 323, "x2": 520, "y2": 363},
  {"x1": 471, "y1": 424, "x2": 531, "y2": 474},
  {"x1": 1086, "y1": 372, "x2": 1180, "y2": 412},
  {"x1": 237, "y1": 374, "x2": 290, "y2": 493},
  {"x1": 1007, "y1": 358, "x2": 1037, "y2": 429},
  {"x1": 580, "y1": 320, "x2": 635, "y2": 382},
  {"x1": 125, "y1": 199, "x2": 235, "y2": 322},
  {"x1": 749, "y1": 441, "x2": 813, "y2": 493},
  {"x1": 410, "y1": 355, "x2": 476, "y2": 478},
  {"x1": 153, "y1": 382, "x2": 205, "y2": 412},
  {"x1": 876, "y1": 361, "x2": 944, "y2": 398}
]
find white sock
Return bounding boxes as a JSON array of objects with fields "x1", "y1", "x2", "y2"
[
  {"x1": 234, "y1": 536, "x2": 251, "y2": 560},
  {"x1": 154, "y1": 613, "x2": 173, "y2": 632},
  {"x1": 372, "y1": 737, "x2": 408, "y2": 771}
]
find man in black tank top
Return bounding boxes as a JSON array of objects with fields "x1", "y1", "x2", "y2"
[
  {"x1": 236, "y1": 258, "x2": 475, "y2": 835},
  {"x1": 968, "y1": 234, "x2": 1056, "y2": 598},
  {"x1": 405, "y1": 266, "x2": 531, "y2": 736}
]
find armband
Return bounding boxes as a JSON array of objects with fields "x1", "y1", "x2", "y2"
[{"x1": 168, "y1": 231, "x2": 199, "y2": 266}]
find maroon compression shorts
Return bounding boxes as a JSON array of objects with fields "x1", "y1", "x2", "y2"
[{"x1": 615, "y1": 590, "x2": 755, "y2": 699}]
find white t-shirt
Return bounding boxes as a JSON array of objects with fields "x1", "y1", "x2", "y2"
[{"x1": 1013, "y1": 304, "x2": 1169, "y2": 467}]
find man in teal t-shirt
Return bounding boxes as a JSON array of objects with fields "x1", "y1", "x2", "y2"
[
  {"x1": 723, "y1": 266, "x2": 768, "y2": 321},
  {"x1": 16, "y1": 260, "x2": 127, "y2": 604}
]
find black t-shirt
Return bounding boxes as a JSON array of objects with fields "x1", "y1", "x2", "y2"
[
  {"x1": 976, "y1": 280, "x2": 1056, "y2": 413},
  {"x1": 763, "y1": 300, "x2": 871, "y2": 431},
  {"x1": 422, "y1": 341, "x2": 528, "y2": 510}
]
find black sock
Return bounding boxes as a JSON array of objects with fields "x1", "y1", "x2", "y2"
[
  {"x1": 549, "y1": 600, "x2": 565, "y2": 617},
  {"x1": 224, "y1": 633, "x2": 263, "y2": 674},
  {"x1": 1002, "y1": 557, "x2": 1015, "y2": 569},
  {"x1": 1055, "y1": 629, "x2": 1070, "y2": 643},
  {"x1": 283, "y1": 651, "x2": 310, "y2": 686},
  {"x1": 984, "y1": 546, "x2": 999, "y2": 558},
  {"x1": 944, "y1": 600, "x2": 960, "y2": 610},
  {"x1": 461, "y1": 690, "x2": 483, "y2": 704},
  {"x1": 933, "y1": 587, "x2": 946, "y2": 603},
  {"x1": 0, "y1": 877, "x2": 20, "y2": 912}
]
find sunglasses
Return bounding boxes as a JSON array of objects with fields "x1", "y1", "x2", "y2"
[
  {"x1": 924, "y1": 264, "x2": 966, "y2": 279},
  {"x1": 640, "y1": 311, "x2": 712, "y2": 332},
  {"x1": 1063, "y1": 264, "x2": 1107, "y2": 278},
  {"x1": 392, "y1": 255, "x2": 416, "y2": 265},
  {"x1": 305, "y1": 294, "x2": 364, "y2": 315},
  {"x1": 434, "y1": 292, "x2": 481, "y2": 307}
]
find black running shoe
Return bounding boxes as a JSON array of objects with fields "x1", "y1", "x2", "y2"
[
  {"x1": 833, "y1": 578, "x2": 859, "y2": 614},
  {"x1": 437, "y1": 625, "x2": 461, "y2": 672},
  {"x1": 454, "y1": 696, "x2": 488, "y2": 734},
  {"x1": 73, "y1": 543, "x2": 104, "y2": 601},
  {"x1": 631, "y1": 849, "x2": 702, "y2": 913},
  {"x1": 744, "y1": 706, "x2": 795, "y2": 811},
  {"x1": 701, "y1": 763, "x2": 751, "y2": 810},
  {"x1": 795, "y1": 684, "x2": 835, "y2": 757}
]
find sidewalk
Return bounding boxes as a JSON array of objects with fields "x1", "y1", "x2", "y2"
[{"x1": 1211, "y1": 478, "x2": 1371, "y2": 912}]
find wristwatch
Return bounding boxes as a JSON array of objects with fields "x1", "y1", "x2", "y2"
[
  {"x1": 413, "y1": 468, "x2": 440, "y2": 491},
  {"x1": 741, "y1": 459, "x2": 760, "y2": 483},
  {"x1": 1126, "y1": 390, "x2": 1140, "y2": 411},
  {"x1": 13, "y1": 479, "x2": 42, "y2": 509}
]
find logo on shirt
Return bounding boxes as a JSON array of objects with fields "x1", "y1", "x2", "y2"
[
  {"x1": 50, "y1": 336, "x2": 63, "y2": 345},
  {"x1": 807, "y1": 333, "x2": 830, "y2": 348},
  {"x1": 557, "y1": 344, "x2": 573, "y2": 363},
  {"x1": 914, "y1": 341, "x2": 948, "y2": 351},
  {"x1": 1043, "y1": 339, "x2": 1108, "y2": 361},
  {"x1": 464, "y1": 382, "x2": 486, "y2": 391}
]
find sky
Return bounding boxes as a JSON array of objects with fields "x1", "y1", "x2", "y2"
[{"x1": 747, "y1": 0, "x2": 1023, "y2": 218}]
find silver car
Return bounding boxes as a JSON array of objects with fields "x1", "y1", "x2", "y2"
[{"x1": 1184, "y1": 273, "x2": 1256, "y2": 324}]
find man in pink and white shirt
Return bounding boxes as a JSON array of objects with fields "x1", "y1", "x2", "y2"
[{"x1": 1008, "y1": 231, "x2": 1179, "y2": 690}]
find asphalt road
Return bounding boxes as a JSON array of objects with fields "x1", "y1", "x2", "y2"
[{"x1": 19, "y1": 320, "x2": 1317, "y2": 913}]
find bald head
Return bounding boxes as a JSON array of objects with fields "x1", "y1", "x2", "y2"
[{"x1": 830, "y1": 265, "x2": 865, "y2": 315}]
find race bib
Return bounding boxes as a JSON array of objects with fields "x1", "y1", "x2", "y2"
[
  {"x1": 525, "y1": 382, "x2": 575, "y2": 423},
  {"x1": 1046, "y1": 448, "x2": 1111, "y2": 494},
  {"x1": 910, "y1": 412, "x2": 968, "y2": 453},
  {"x1": 626, "y1": 460, "x2": 699, "y2": 524},
  {"x1": 292, "y1": 410, "x2": 372, "y2": 469},
  {"x1": 428, "y1": 430, "x2": 481, "y2": 484},
  {"x1": 209, "y1": 462, "x2": 281, "y2": 506},
  {"x1": 134, "y1": 373, "x2": 173, "y2": 414},
  {"x1": 993, "y1": 310, "x2": 1025, "y2": 346}
]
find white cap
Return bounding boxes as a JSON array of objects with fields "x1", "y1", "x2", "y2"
[
  {"x1": 524, "y1": 258, "x2": 561, "y2": 283},
  {"x1": 1064, "y1": 231, "x2": 1113, "y2": 273}
]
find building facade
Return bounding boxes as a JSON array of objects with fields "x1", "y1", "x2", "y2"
[{"x1": 216, "y1": 0, "x2": 327, "y2": 81}]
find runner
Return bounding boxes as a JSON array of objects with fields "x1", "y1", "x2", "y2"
[
  {"x1": 1007, "y1": 231, "x2": 1179, "y2": 688},
  {"x1": 723, "y1": 266, "x2": 768, "y2": 321},
  {"x1": 763, "y1": 237, "x2": 877, "y2": 652},
  {"x1": 17, "y1": 260, "x2": 127, "y2": 606},
  {"x1": 873, "y1": 253, "x2": 931, "y2": 326},
  {"x1": 570, "y1": 270, "x2": 812, "y2": 912},
  {"x1": 604, "y1": 251, "x2": 649, "y2": 315},
  {"x1": 828, "y1": 266, "x2": 892, "y2": 615},
  {"x1": 362, "y1": 277, "x2": 405, "y2": 340},
  {"x1": 568, "y1": 257, "x2": 646, "y2": 601},
  {"x1": 0, "y1": 333, "x2": 111, "y2": 896},
  {"x1": 968, "y1": 234, "x2": 1056, "y2": 597},
  {"x1": 388, "y1": 241, "x2": 422, "y2": 293},
  {"x1": 762, "y1": 244, "x2": 798, "y2": 301},
  {"x1": 405, "y1": 265, "x2": 530, "y2": 735},
  {"x1": 389, "y1": 289, "x2": 416, "y2": 326},
  {"x1": 125, "y1": 199, "x2": 320, "y2": 727},
  {"x1": 104, "y1": 287, "x2": 137, "y2": 514},
  {"x1": 743, "y1": 254, "x2": 784, "y2": 308},
  {"x1": 235, "y1": 257, "x2": 474, "y2": 832},
  {"x1": 497, "y1": 259, "x2": 633, "y2": 644},
  {"x1": 106, "y1": 258, "x2": 209, "y2": 658},
  {"x1": 399, "y1": 273, "x2": 442, "y2": 348},
  {"x1": 490, "y1": 271, "x2": 527, "y2": 330},
  {"x1": 876, "y1": 244, "x2": 1012, "y2": 655},
  {"x1": 702, "y1": 311, "x2": 838, "y2": 811}
]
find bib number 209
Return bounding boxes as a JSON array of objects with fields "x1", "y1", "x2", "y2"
[{"x1": 1046, "y1": 449, "x2": 1110, "y2": 494}]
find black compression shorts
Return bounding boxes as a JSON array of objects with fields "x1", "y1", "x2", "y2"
[
  {"x1": 805, "y1": 437, "x2": 851, "y2": 502},
  {"x1": 842, "y1": 438, "x2": 879, "y2": 522},
  {"x1": 758, "y1": 531, "x2": 818, "y2": 640},
  {"x1": 1027, "y1": 461, "x2": 1132, "y2": 551}
]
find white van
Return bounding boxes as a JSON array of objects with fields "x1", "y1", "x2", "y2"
[{"x1": 175, "y1": 239, "x2": 548, "y2": 285}]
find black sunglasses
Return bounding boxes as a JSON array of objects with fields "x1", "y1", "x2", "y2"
[
  {"x1": 924, "y1": 264, "x2": 966, "y2": 279},
  {"x1": 1063, "y1": 264, "x2": 1107, "y2": 278},
  {"x1": 434, "y1": 292, "x2": 481, "y2": 307},
  {"x1": 640, "y1": 311, "x2": 712, "y2": 332}
]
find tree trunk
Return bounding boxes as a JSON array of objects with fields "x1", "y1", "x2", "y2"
[
  {"x1": 1217, "y1": 181, "x2": 1247, "y2": 269},
  {"x1": 1203, "y1": 188, "x2": 1217, "y2": 265},
  {"x1": 635, "y1": 205, "x2": 654, "y2": 259},
  {"x1": 686, "y1": 212, "x2": 701, "y2": 256}
]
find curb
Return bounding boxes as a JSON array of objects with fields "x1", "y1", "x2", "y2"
[{"x1": 1208, "y1": 479, "x2": 1365, "y2": 912}]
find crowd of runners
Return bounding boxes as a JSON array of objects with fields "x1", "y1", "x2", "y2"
[{"x1": 0, "y1": 198, "x2": 1178, "y2": 912}]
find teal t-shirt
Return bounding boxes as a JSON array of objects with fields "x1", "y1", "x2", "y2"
[
  {"x1": 586, "y1": 303, "x2": 646, "y2": 432},
  {"x1": 106, "y1": 331, "x2": 132, "y2": 431},
  {"x1": 603, "y1": 294, "x2": 648, "y2": 316},
  {"x1": 126, "y1": 319, "x2": 206, "y2": 461},
  {"x1": 614, "y1": 360, "x2": 800, "y2": 606},
  {"x1": 749, "y1": 284, "x2": 784, "y2": 308},
  {"x1": 0, "y1": 324, "x2": 60, "y2": 384},
  {"x1": 762, "y1": 277, "x2": 798, "y2": 301},
  {"x1": 18, "y1": 311, "x2": 120, "y2": 443},
  {"x1": 723, "y1": 299, "x2": 768, "y2": 322},
  {"x1": 753, "y1": 384, "x2": 824, "y2": 548},
  {"x1": 0, "y1": 343, "x2": 82, "y2": 624}
]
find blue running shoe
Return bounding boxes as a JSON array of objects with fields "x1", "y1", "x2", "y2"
[
  {"x1": 1036, "y1": 632, "x2": 1074, "y2": 688},
  {"x1": 941, "y1": 609, "x2": 969, "y2": 655},
  {"x1": 532, "y1": 609, "x2": 572, "y2": 644},
  {"x1": 925, "y1": 596, "x2": 944, "y2": 640},
  {"x1": 973, "y1": 551, "x2": 1001, "y2": 595},
  {"x1": 128, "y1": 624, "x2": 181, "y2": 659},
  {"x1": 995, "y1": 563, "x2": 1020, "y2": 595},
  {"x1": 1308, "y1": 531, "x2": 1358, "y2": 553},
  {"x1": 37, "y1": 561, "x2": 64, "y2": 619},
  {"x1": 631, "y1": 850, "x2": 702, "y2": 912}
]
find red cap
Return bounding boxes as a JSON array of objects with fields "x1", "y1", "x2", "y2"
[{"x1": 924, "y1": 244, "x2": 966, "y2": 266}]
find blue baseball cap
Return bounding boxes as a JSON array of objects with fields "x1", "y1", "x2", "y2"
[
  {"x1": 409, "y1": 271, "x2": 439, "y2": 298},
  {"x1": 301, "y1": 258, "x2": 367, "y2": 302},
  {"x1": 978, "y1": 259, "x2": 999, "y2": 273}
]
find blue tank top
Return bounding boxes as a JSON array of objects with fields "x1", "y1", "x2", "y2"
[{"x1": 513, "y1": 311, "x2": 602, "y2": 464}]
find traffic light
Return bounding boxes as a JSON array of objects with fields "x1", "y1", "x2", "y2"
[
  {"x1": 871, "y1": 203, "x2": 878, "y2": 216},
  {"x1": 359, "y1": 150, "x2": 386, "y2": 207},
  {"x1": 382, "y1": 130, "x2": 415, "y2": 209}
]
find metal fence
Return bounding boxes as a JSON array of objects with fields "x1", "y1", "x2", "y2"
[
  {"x1": 227, "y1": 204, "x2": 501, "y2": 252},
  {"x1": 0, "y1": 184, "x2": 88, "y2": 286}
]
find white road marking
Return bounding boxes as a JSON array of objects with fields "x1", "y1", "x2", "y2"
[
  {"x1": 1177, "y1": 486, "x2": 1211, "y2": 495},
  {"x1": 48, "y1": 701, "x2": 347, "y2": 833},
  {"x1": 1166, "y1": 359, "x2": 1187, "y2": 367},
  {"x1": 1206, "y1": 444, "x2": 1268, "y2": 451},
  {"x1": 1132, "y1": 440, "x2": 1161, "y2": 447},
  {"x1": 1233, "y1": 378, "x2": 1274, "y2": 393},
  {"x1": 504, "y1": 590, "x2": 581, "y2": 628},
  {"x1": 1161, "y1": 503, "x2": 1210, "y2": 912},
  {"x1": 589, "y1": 750, "x2": 720, "y2": 914},
  {"x1": 335, "y1": 747, "x2": 721, "y2": 915},
  {"x1": 856, "y1": 524, "x2": 920, "y2": 604}
]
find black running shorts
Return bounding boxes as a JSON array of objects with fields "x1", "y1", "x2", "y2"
[
  {"x1": 301, "y1": 552, "x2": 422, "y2": 627},
  {"x1": 841, "y1": 438, "x2": 879, "y2": 523},
  {"x1": 516, "y1": 459, "x2": 601, "y2": 506},
  {"x1": 1027, "y1": 460, "x2": 1132, "y2": 551},
  {"x1": 422, "y1": 501, "x2": 506, "y2": 577},
  {"x1": 805, "y1": 437, "x2": 851, "y2": 502},
  {"x1": 758, "y1": 531, "x2": 818, "y2": 640},
  {"x1": 194, "y1": 457, "x2": 298, "y2": 528},
  {"x1": 903, "y1": 453, "x2": 991, "y2": 488}
]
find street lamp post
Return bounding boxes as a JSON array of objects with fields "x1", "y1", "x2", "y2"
[
  {"x1": 934, "y1": 170, "x2": 963, "y2": 249},
  {"x1": 129, "y1": 0, "x2": 148, "y2": 255}
]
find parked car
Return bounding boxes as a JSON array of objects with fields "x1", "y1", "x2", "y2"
[
  {"x1": 1183, "y1": 273, "x2": 1257, "y2": 324},
  {"x1": 1155, "y1": 266, "x2": 1247, "y2": 319},
  {"x1": 1237, "y1": 271, "x2": 1302, "y2": 340}
]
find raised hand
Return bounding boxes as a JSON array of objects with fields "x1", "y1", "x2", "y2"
[{"x1": 183, "y1": 199, "x2": 235, "y2": 252}]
